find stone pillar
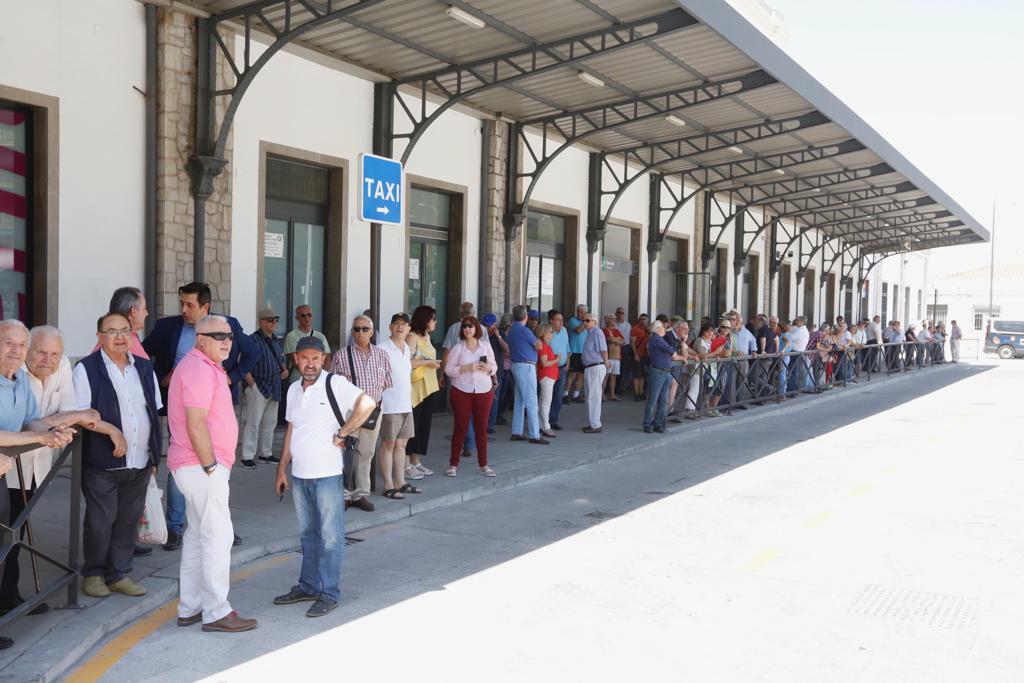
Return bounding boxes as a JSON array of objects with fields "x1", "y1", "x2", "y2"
[
  {"x1": 482, "y1": 121, "x2": 507, "y2": 314},
  {"x1": 690, "y1": 190, "x2": 708, "y2": 320},
  {"x1": 155, "y1": 9, "x2": 233, "y2": 317}
]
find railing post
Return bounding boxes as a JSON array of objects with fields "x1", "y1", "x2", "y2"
[{"x1": 66, "y1": 437, "x2": 82, "y2": 607}]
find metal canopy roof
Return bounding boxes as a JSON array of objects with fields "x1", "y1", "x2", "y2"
[{"x1": 191, "y1": 0, "x2": 987, "y2": 260}]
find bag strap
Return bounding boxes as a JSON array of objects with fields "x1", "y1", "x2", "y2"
[
  {"x1": 346, "y1": 346, "x2": 359, "y2": 389},
  {"x1": 324, "y1": 373, "x2": 346, "y2": 430}
]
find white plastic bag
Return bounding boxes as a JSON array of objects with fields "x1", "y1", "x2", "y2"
[{"x1": 136, "y1": 474, "x2": 168, "y2": 545}]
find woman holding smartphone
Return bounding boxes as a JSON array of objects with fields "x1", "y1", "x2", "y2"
[{"x1": 443, "y1": 316, "x2": 498, "y2": 477}]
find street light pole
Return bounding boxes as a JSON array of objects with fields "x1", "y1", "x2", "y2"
[{"x1": 988, "y1": 201, "x2": 996, "y2": 330}]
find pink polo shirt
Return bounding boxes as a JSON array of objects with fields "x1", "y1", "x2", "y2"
[{"x1": 166, "y1": 347, "x2": 238, "y2": 471}]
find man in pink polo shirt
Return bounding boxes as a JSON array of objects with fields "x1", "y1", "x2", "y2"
[{"x1": 167, "y1": 315, "x2": 256, "y2": 633}]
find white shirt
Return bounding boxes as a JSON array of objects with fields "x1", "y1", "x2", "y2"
[
  {"x1": 442, "y1": 320, "x2": 490, "y2": 349},
  {"x1": 852, "y1": 328, "x2": 867, "y2": 345},
  {"x1": 789, "y1": 325, "x2": 809, "y2": 353},
  {"x1": 917, "y1": 328, "x2": 932, "y2": 341},
  {"x1": 838, "y1": 331, "x2": 853, "y2": 346},
  {"x1": 10, "y1": 357, "x2": 77, "y2": 489},
  {"x1": 378, "y1": 337, "x2": 412, "y2": 414},
  {"x1": 866, "y1": 321, "x2": 882, "y2": 341},
  {"x1": 286, "y1": 370, "x2": 364, "y2": 480},
  {"x1": 73, "y1": 351, "x2": 161, "y2": 470},
  {"x1": 616, "y1": 321, "x2": 632, "y2": 342}
]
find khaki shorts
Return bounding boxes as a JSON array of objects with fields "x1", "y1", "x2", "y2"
[{"x1": 380, "y1": 412, "x2": 414, "y2": 441}]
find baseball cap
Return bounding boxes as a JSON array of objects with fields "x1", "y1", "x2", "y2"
[
  {"x1": 391, "y1": 312, "x2": 410, "y2": 324},
  {"x1": 483, "y1": 313, "x2": 498, "y2": 326},
  {"x1": 528, "y1": 309, "x2": 540, "y2": 319},
  {"x1": 257, "y1": 307, "x2": 277, "y2": 319},
  {"x1": 295, "y1": 336, "x2": 326, "y2": 353}
]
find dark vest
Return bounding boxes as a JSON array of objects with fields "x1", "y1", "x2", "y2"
[{"x1": 78, "y1": 351, "x2": 162, "y2": 471}]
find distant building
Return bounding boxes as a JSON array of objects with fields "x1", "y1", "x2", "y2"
[{"x1": 930, "y1": 264, "x2": 1024, "y2": 357}]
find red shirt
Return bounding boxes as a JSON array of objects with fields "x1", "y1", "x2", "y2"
[
  {"x1": 631, "y1": 323, "x2": 649, "y2": 358},
  {"x1": 537, "y1": 343, "x2": 559, "y2": 381}
]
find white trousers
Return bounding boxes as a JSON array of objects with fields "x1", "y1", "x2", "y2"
[
  {"x1": 537, "y1": 376, "x2": 555, "y2": 431},
  {"x1": 241, "y1": 385, "x2": 278, "y2": 461},
  {"x1": 173, "y1": 464, "x2": 234, "y2": 624},
  {"x1": 584, "y1": 364, "x2": 607, "y2": 428},
  {"x1": 950, "y1": 339, "x2": 960, "y2": 362}
]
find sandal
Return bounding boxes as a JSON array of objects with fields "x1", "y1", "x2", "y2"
[
  {"x1": 478, "y1": 466, "x2": 496, "y2": 477},
  {"x1": 398, "y1": 483, "x2": 421, "y2": 494},
  {"x1": 445, "y1": 467, "x2": 457, "y2": 477},
  {"x1": 382, "y1": 488, "x2": 405, "y2": 499}
]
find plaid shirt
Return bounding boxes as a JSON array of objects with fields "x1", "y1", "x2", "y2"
[
  {"x1": 805, "y1": 330, "x2": 823, "y2": 351},
  {"x1": 330, "y1": 343, "x2": 392, "y2": 404},
  {"x1": 249, "y1": 330, "x2": 286, "y2": 401}
]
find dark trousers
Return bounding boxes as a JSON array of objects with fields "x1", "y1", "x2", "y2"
[
  {"x1": 549, "y1": 365, "x2": 567, "y2": 427},
  {"x1": 81, "y1": 467, "x2": 150, "y2": 583},
  {"x1": 0, "y1": 484, "x2": 33, "y2": 605},
  {"x1": 0, "y1": 476, "x2": 8, "y2": 603},
  {"x1": 449, "y1": 387, "x2": 494, "y2": 467},
  {"x1": 406, "y1": 392, "x2": 437, "y2": 456}
]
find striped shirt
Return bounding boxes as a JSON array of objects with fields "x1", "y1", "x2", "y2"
[
  {"x1": 331, "y1": 343, "x2": 392, "y2": 404},
  {"x1": 249, "y1": 331, "x2": 286, "y2": 401}
]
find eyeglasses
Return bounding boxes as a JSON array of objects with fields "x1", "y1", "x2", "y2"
[
  {"x1": 352, "y1": 326, "x2": 372, "y2": 333},
  {"x1": 297, "y1": 313, "x2": 312, "y2": 318},
  {"x1": 100, "y1": 328, "x2": 132, "y2": 338},
  {"x1": 198, "y1": 331, "x2": 233, "y2": 341},
  {"x1": 263, "y1": 316, "x2": 280, "y2": 322}
]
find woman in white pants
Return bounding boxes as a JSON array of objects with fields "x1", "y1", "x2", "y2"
[{"x1": 535, "y1": 324, "x2": 559, "y2": 438}]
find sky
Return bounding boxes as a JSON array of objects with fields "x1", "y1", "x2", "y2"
[{"x1": 763, "y1": 0, "x2": 1024, "y2": 276}]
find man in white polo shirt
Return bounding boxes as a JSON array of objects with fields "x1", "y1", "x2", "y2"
[{"x1": 273, "y1": 336, "x2": 374, "y2": 617}]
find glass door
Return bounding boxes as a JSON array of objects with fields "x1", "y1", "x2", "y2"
[
  {"x1": 407, "y1": 238, "x2": 448, "y2": 347},
  {"x1": 263, "y1": 217, "x2": 326, "y2": 333}
]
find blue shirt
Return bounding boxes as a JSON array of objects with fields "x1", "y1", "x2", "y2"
[
  {"x1": 647, "y1": 333, "x2": 674, "y2": 369},
  {"x1": 736, "y1": 326, "x2": 758, "y2": 355},
  {"x1": 0, "y1": 368, "x2": 40, "y2": 432},
  {"x1": 250, "y1": 330, "x2": 286, "y2": 401},
  {"x1": 508, "y1": 322, "x2": 538, "y2": 363},
  {"x1": 568, "y1": 317, "x2": 587, "y2": 354},
  {"x1": 174, "y1": 324, "x2": 196, "y2": 366},
  {"x1": 581, "y1": 327, "x2": 608, "y2": 365},
  {"x1": 549, "y1": 328, "x2": 570, "y2": 367}
]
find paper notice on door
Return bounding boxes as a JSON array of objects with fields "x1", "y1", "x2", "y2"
[
  {"x1": 264, "y1": 232, "x2": 284, "y2": 258},
  {"x1": 408, "y1": 258, "x2": 420, "y2": 280}
]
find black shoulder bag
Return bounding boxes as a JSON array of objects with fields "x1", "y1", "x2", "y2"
[
  {"x1": 346, "y1": 347, "x2": 382, "y2": 430},
  {"x1": 325, "y1": 373, "x2": 358, "y2": 491}
]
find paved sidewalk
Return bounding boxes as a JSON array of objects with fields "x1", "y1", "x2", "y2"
[{"x1": 0, "y1": 363, "x2": 964, "y2": 681}]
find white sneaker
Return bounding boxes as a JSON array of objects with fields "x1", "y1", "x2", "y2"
[
  {"x1": 415, "y1": 463, "x2": 434, "y2": 476},
  {"x1": 404, "y1": 465, "x2": 424, "y2": 480}
]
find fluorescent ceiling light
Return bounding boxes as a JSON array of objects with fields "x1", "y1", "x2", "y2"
[
  {"x1": 773, "y1": 169, "x2": 786, "y2": 175},
  {"x1": 728, "y1": 146, "x2": 744, "y2": 154},
  {"x1": 445, "y1": 6, "x2": 486, "y2": 29},
  {"x1": 577, "y1": 71, "x2": 605, "y2": 88},
  {"x1": 664, "y1": 114, "x2": 687, "y2": 127}
]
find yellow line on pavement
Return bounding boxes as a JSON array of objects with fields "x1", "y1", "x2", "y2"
[
  {"x1": 66, "y1": 554, "x2": 294, "y2": 683},
  {"x1": 848, "y1": 483, "x2": 873, "y2": 497},
  {"x1": 803, "y1": 510, "x2": 834, "y2": 528},
  {"x1": 739, "y1": 547, "x2": 781, "y2": 573}
]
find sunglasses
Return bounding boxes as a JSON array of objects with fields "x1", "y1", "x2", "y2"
[
  {"x1": 198, "y1": 331, "x2": 233, "y2": 341},
  {"x1": 262, "y1": 316, "x2": 280, "y2": 322},
  {"x1": 352, "y1": 326, "x2": 372, "y2": 333},
  {"x1": 297, "y1": 313, "x2": 313, "y2": 318},
  {"x1": 462, "y1": 323, "x2": 475, "y2": 329}
]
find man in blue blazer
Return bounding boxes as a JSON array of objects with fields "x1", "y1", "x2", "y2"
[{"x1": 143, "y1": 282, "x2": 258, "y2": 550}]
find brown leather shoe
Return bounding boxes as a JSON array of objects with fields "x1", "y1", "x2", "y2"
[
  {"x1": 350, "y1": 497, "x2": 375, "y2": 512},
  {"x1": 509, "y1": 434, "x2": 527, "y2": 442},
  {"x1": 582, "y1": 426, "x2": 603, "y2": 433},
  {"x1": 177, "y1": 612, "x2": 202, "y2": 627},
  {"x1": 201, "y1": 611, "x2": 258, "y2": 633},
  {"x1": 528, "y1": 438, "x2": 550, "y2": 445}
]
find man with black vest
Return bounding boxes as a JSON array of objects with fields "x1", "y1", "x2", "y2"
[{"x1": 73, "y1": 313, "x2": 162, "y2": 599}]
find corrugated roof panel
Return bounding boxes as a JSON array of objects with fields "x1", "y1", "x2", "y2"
[
  {"x1": 587, "y1": 0, "x2": 680, "y2": 22},
  {"x1": 653, "y1": 27, "x2": 758, "y2": 80},
  {"x1": 581, "y1": 41, "x2": 705, "y2": 94},
  {"x1": 469, "y1": 0, "x2": 624, "y2": 43}
]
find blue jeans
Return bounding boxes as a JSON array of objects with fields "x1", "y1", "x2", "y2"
[
  {"x1": 488, "y1": 369, "x2": 508, "y2": 430},
  {"x1": 293, "y1": 474, "x2": 345, "y2": 603},
  {"x1": 549, "y1": 365, "x2": 567, "y2": 427},
  {"x1": 166, "y1": 471, "x2": 186, "y2": 534},
  {"x1": 643, "y1": 367, "x2": 672, "y2": 428},
  {"x1": 511, "y1": 362, "x2": 540, "y2": 440}
]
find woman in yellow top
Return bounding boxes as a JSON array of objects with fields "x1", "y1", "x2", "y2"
[{"x1": 404, "y1": 305, "x2": 442, "y2": 480}]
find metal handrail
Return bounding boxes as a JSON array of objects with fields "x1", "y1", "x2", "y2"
[
  {"x1": 665, "y1": 340, "x2": 946, "y2": 418},
  {"x1": 0, "y1": 436, "x2": 82, "y2": 628}
]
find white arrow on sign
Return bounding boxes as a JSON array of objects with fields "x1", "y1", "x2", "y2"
[{"x1": 376, "y1": 206, "x2": 390, "y2": 215}]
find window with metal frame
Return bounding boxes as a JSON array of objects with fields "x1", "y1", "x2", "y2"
[
  {"x1": 0, "y1": 104, "x2": 32, "y2": 323},
  {"x1": 408, "y1": 186, "x2": 454, "y2": 347},
  {"x1": 525, "y1": 210, "x2": 566, "y2": 315}
]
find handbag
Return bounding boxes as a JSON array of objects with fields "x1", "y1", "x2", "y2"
[
  {"x1": 136, "y1": 474, "x2": 168, "y2": 545},
  {"x1": 325, "y1": 373, "x2": 357, "y2": 491},
  {"x1": 346, "y1": 347, "x2": 382, "y2": 430}
]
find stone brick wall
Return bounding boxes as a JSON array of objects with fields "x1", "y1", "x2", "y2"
[
  {"x1": 155, "y1": 9, "x2": 233, "y2": 317},
  {"x1": 482, "y1": 121, "x2": 508, "y2": 314}
]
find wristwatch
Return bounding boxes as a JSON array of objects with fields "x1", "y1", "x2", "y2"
[{"x1": 202, "y1": 462, "x2": 218, "y2": 474}]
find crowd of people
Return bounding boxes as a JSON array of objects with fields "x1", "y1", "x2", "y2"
[{"x1": 0, "y1": 281, "x2": 958, "y2": 646}]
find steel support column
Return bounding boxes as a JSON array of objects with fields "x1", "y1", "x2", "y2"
[
  {"x1": 646, "y1": 174, "x2": 663, "y2": 315},
  {"x1": 370, "y1": 82, "x2": 394, "y2": 328},
  {"x1": 504, "y1": 122, "x2": 522, "y2": 308},
  {"x1": 585, "y1": 153, "x2": 604, "y2": 311}
]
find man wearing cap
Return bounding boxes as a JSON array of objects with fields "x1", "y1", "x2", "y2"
[
  {"x1": 240, "y1": 308, "x2": 288, "y2": 469},
  {"x1": 526, "y1": 309, "x2": 540, "y2": 335},
  {"x1": 274, "y1": 335, "x2": 374, "y2": 617},
  {"x1": 581, "y1": 313, "x2": 609, "y2": 433}
]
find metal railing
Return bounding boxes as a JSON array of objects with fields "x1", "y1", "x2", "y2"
[
  {"x1": 0, "y1": 436, "x2": 82, "y2": 629},
  {"x1": 666, "y1": 340, "x2": 947, "y2": 418}
]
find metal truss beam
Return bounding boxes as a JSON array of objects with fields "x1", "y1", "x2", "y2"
[
  {"x1": 808, "y1": 203, "x2": 945, "y2": 231},
  {"x1": 392, "y1": 8, "x2": 697, "y2": 163},
  {"x1": 731, "y1": 180, "x2": 917, "y2": 226},
  {"x1": 783, "y1": 194, "x2": 931, "y2": 226},
  {"x1": 506, "y1": 70, "x2": 779, "y2": 224},
  {"x1": 854, "y1": 224, "x2": 968, "y2": 251},
  {"x1": 825, "y1": 213, "x2": 958, "y2": 241}
]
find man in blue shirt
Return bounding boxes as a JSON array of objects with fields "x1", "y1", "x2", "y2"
[
  {"x1": 546, "y1": 310, "x2": 570, "y2": 431},
  {"x1": 507, "y1": 305, "x2": 548, "y2": 445},
  {"x1": 580, "y1": 314, "x2": 609, "y2": 433},
  {"x1": 566, "y1": 304, "x2": 588, "y2": 403},
  {"x1": 240, "y1": 307, "x2": 288, "y2": 469},
  {"x1": 142, "y1": 281, "x2": 258, "y2": 551},
  {"x1": 644, "y1": 320, "x2": 677, "y2": 433},
  {"x1": 0, "y1": 320, "x2": 77, "y2": 649}
]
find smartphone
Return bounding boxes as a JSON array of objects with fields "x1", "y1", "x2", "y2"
[{"x1": 479, "y1": 355, "x2": 487, "y2": 363}]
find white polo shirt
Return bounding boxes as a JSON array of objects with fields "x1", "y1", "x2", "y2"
[
  {"x1": 377, "y1": 337, "x2": 412, "y2": 414},
  {"x1": 286, "y1": 370, "x2": 363, "y2": 480}
]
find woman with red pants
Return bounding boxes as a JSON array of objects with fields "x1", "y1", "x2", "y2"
[{"x1": 443, "y1": 316, "x2": 497, "y2": 477}]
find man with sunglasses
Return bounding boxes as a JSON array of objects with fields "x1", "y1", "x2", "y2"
[
  {"x1": 143, "y1": 282, "x2": 257, "y2": 551},
  {"x1": 167, "y1": 315, "x2": 257, "y2": 633},
  {"x1": 239, "y1": 308, "x2": 288, "y2": 470}
]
